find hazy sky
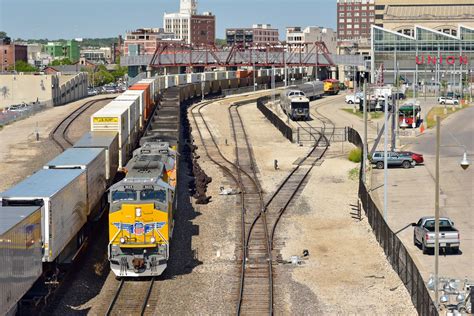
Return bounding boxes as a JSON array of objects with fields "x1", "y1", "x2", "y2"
[{"x1": 0, "y1": 0, "x2": 336, "y2": 39}]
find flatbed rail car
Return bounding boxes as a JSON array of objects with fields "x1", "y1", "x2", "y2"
[{"x1": 323, "y1": 79, "x2": 340, "y2": 95}]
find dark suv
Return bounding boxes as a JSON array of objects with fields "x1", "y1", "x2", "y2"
[{"x1": 371, "y1": 151, "x2": 414, "y2": 169}]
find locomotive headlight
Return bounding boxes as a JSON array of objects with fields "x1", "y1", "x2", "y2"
[
  {"x1": 135, "y1": 208, "x2": 142, "y2": 217},
  {"x1": 150, "y1": 237, "x2": 156, "y2": 243},
  {"x1": 120, "y1": 237, "x2": 126, "y2": 244}
]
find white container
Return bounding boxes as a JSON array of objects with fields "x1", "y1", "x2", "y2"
[
  {"x1": 74, "y1": 131, "x2": 119, "y2": 183},
  {"x1": 165, "y1": 75, "x2": 176, "y2": 88},
  {"x1": 176, "y1": 74, "x2": 187, "y2": 85},
  {"x1": 203, "y1": 72, "x2": 214, "y2": 81},
  {"x1": 107, "y1": 100, "x2": 139, "y2": 149},
  {"x1": 157, "y1": 76, "x2": 165, "y2": 92},
  {"x1": 187, "y1": 73, "x2": 200, "y2": 83},
  {"x1": 214, "y1": 71, "x2": 226, "y2": 80},
  {"x1": 0, "y1": 205, "x2": 43, "y2": 316},
  {"x1": 226, "y1": 71, "x2": 236, "y2": 79},
  {"x1": 91, "y1": 105, "x2": 130, "y2": 169},
  {"x1": 43, "y1": 148, "x2": 106, "y2": 217},
  {"x1": 116, "y1": 93, "x2": 144, "y2": 129},
  {"x1": 139, "y1": 78, "x2": 156, "y2": 100},
  {"x1": 1, "y1": 169, "x2": 87, "y2": 262}
]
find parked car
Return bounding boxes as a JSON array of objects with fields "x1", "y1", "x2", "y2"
[
  {"x1": 413, "y1": 217, "x2": 460, "y2": 254},
  {"x1": 103, "y1": 86, "x2": 118, "y2": 94},
  {"x1": 438, "y1": 97, "x2": 459, "y2": 105},
  {"x1": 7, "y1": 103, "x2": 29, "y2": 112},
  {"x1": 345, "y1": 93, "x2": 362, "y2": 104},
  {"x1": 446, "y1": 92, "x2": 461, "y2": 99},
  {"x1": 87, "y1": 89, "x2": 99, "y2": 96},
  {"x1": 370, "y1": 151, "x2": 414, "y2": 169},
  {"x1": 399, "y1": 151, "x2": 424, "y2": 164}
]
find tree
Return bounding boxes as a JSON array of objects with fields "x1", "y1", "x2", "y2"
[
  {"x1": 51, "y1": 58, "x2": 73, "y2": 66},
  {"x1": 94, "y1": 69, "x2": 114, "y2": 86},
  {"x1": 8, "y1": 60, "x2": 38, "y2": 72},
  {"x1": 0, "y1": 31, "x2": 7, "y2": 38},
  {"x1": 111, "y1": 64, "x2": 127, "y2": 81}
]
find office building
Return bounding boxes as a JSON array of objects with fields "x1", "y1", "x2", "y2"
[
  {"x1": 226, "y1": 24, "x2": 279, "y2": 46},
  {"x1": 0, "y1": 37, "x2": 27, "y2": 72},
  {"x1": 286, "y1": 26, "x2": 337, "y2": 54},
  {"x1": 164, "y1": 0, "x2": 216, "y2": 46},
  {"x1": 337, "y1": 0, "x2": 375, "y2": 40},
  {"x1": 123, "y1": 28, "x2": 179, "y2": 56},
  {"x1": 45, "y1": 40, "x2": 80, "y2": 62}
]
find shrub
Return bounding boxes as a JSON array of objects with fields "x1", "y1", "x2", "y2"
[{"x1": 348, "y1": 148, "x2": 362, "y2": 163}]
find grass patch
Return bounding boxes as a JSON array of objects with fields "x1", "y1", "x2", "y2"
[
  {"x1": 341, "y1": 108, "x2": 383, "y2": 119},
  {"x1": 426, "y1": 104, "x2": 470, "y2": 128},
  {"x1": 348, "y1": 148, "x2": 362, "y2": 163},
  {"x1": 348, "y1": 167, "x2": 359, "y2": 180}
]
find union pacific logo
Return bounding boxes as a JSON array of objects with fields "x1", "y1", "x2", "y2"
[{"x1": 112, "y1": 222, "x2": 166, "y2": 235}]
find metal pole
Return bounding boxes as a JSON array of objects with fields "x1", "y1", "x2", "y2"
[
  {"x1": 435, "y1": 115, "x2": 440, "y2": 309},
  {"x1": 383, "y1": 93, "x2": 389, "y2": 221},
  {"x1": 253, "y1": 62, "x2": 256, "y2": 92},
  {"x1": 271, "y1": 66, "x2": 275, "y2": 106},
  {"x1": 363, "y1": 83, "x2": 368, "y2": 184}
]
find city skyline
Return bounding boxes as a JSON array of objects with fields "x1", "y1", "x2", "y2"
[{"x1": 0, "y1": 0, "x2": 336, "y2": 40}]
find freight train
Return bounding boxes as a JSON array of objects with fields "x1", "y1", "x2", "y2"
[{"x1": 0, "y1": 68, "x2": 309, "y2": 314}]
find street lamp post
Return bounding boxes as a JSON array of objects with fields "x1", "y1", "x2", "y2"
[
  {"x1": 433, "y1": 115, "x2": 470, "y2": 308},
  {"x1": 383, "y1": 93, "x2": 389, "y2": 221}
]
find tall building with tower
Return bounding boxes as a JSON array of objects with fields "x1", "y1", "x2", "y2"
[{"x1": 164, "y1": 0, "x2": 215, "y2": 46}]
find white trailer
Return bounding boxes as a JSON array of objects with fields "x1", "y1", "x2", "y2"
[
  {"x1": 74, "y1": 131, "x2": 119, "y2": 183},
  {"x1": 106, "y1": 100, "x2": 139, "y2": 151},
  {"x1": 43, "y1": 148, "x2": 106, "y2": 217},
  {"x1": 115, "y1": 93, "x2": 144, "y2": 129},
  {"x1": 0, "y1": 205, "x2": 43, "y2": 316},
  {"x1": 91, "y1": 105, "x2": 130, "y2": 169},
  {"x1": 1, "y1": 169, "x2": 87, "y2": 262}
]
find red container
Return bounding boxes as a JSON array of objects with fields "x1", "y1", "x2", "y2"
[{"x1": 130, "y1": 83, "x2": 153, "y2": 122}]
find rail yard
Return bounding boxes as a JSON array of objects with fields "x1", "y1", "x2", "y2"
[{"x1": 0, "y1": 70, "x2": 421, "y2": 315}]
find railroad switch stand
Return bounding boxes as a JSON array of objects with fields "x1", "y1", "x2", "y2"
[{"x1": 274, "y1": 159, "x2": 279, "y2": 170}]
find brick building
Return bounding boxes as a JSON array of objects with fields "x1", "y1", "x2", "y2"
[
  {"x1": 123, "y1": 28, "x2": 179, "y2": 57},
  {"x1": 164, "y1": 0, "x2": 215, "y2": 46},
  {"x1": 226, "y1": 24, "x2": 279, "y2": 46},
  {"x1": 336, "y1": 0, "x2": 375, "y2": 40},
  {"x1": 0, "y1": 37, "x2": 27, "y2": 72}
]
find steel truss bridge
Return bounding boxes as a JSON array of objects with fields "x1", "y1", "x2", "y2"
[{"x1": 121, "y1": 42, "x2": 365, "y2": 68}]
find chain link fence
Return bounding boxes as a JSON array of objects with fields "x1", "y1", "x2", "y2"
[
  {"x1": 347, "y1": 127, "x2": 438, "y2": 316},
  {"x1": 0, "y1": 102, "x2": 49, "y2": 127}
]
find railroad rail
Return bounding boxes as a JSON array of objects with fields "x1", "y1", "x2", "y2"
[
  {"x1": 50, "y1": 97, "x2": 113, "y2": 151},
  {"x1": 105, "y1": 278, "x2": 156, "y2": 316},
  {"x1": 229, "y1": 104, "x2": 273, "y2": 315}
]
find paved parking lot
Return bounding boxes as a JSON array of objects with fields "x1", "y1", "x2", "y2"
[{"x1": 371, "y1": 106, "x2": 474, "y2": 282}]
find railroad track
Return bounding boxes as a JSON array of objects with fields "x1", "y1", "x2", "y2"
[
  {"x1": 229, "y1": 104, "x2": 273, "y2": 315},
  {"x1": 105, "y1": 278, "x2": 156, "y2": 316},
  {"x1": 50, "y1": 97, "x2": 113, "y2": 151}
]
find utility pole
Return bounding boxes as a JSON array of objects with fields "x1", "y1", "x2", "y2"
[
  {"x1": 362, "y1": 83, "x2": 368, "y2": 184},
  {"x1": 271, "y1": 66, "x2": 275, "y2": 107},
  {"x1": 383, "y1": 93, "x2": 389, "y2": 221},
  {"x1": 253, "y1": 62, "x2": 256, "y2": 92}
]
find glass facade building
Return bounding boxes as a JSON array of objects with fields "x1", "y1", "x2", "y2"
[{"x1": 371, "y1": 25, "x2": 474, "y2": 91}]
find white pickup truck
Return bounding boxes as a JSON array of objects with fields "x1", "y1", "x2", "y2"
[
  {"x1": 413, "y1": 217, "x2": 460, "y2": 254},
  {"x1": 438, "y1": 97, "x2": 459, "y2": 105}
]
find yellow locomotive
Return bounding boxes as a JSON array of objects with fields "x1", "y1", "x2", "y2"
[
  {"x1": 323, "y1": 79, "x2": 340, "y2": 95},
  {"x1": 108, "y1": 141, "x2": 177, "y2": 277}
]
